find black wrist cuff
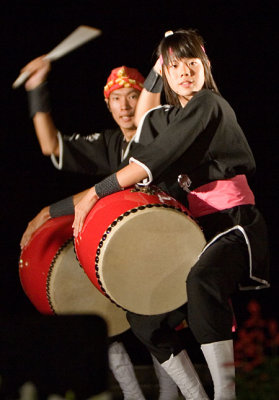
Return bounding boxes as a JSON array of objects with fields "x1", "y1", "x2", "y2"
[
  {"x1": 27, "y1": 81, "x2": 51, "y2": 118},
  {"x1": 95, "y1": 173, "x2": 122, "y2": 198},
  {"x1": 49, "y1": 196, "x2": 74, "y2": 218},
  {"x1": 143, "y1": 68, "x2": 163, "y2": 93}
]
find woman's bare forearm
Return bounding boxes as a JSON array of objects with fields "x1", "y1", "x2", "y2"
[
  {"x1": 116, "y1": 162, "x2": 148, "y2": 187},
  {"x1": 134, "y1": 88, "x2": 161, "y2": 126}
]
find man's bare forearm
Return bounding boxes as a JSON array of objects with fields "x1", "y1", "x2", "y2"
[{"x1": 33, "y1": 112, "x2": 59, "y2": 156}]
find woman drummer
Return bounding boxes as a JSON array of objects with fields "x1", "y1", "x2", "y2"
[{"x1": 73, "y1": 29, "x2": 270, "y2": 400}]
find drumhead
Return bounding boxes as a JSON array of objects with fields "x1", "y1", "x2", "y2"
[
  {"x1": 97, "y1": 206, "x2": 206, "y2": 315},
  {"x1": 48, "y1": 240, "x2": 129, "y2": 337}
]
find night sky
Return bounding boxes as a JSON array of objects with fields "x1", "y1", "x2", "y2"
[{"x1": 1, "y1": 0, "x2": 278, "y2": 331}]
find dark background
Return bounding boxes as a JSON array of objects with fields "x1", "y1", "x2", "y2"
[{"x1": 1, "y1": 0, "x2": 278, "y2": 378}]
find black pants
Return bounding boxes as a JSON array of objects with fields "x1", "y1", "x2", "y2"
[
  {"x1": 127, "y1": 230, "x2": 248, "y2": 363},
  {"x1": 127, "y1": 304, "x2": 187, "y2": 363}
]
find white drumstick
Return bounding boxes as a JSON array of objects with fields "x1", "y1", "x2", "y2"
[{"x1": 12, "y1": 25, "x2": 102, "y2": 89}]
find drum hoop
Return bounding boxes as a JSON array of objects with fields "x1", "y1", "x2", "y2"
[
  {"x1": 94, "y1": 202, "x2": 192, "y2": 310},
  {"x1": 46, "y1": 237, "x2": 74, "y2": 313}
]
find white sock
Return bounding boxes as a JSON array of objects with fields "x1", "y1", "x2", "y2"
[
  {"x1": 108, "y1": 341, "x2": 145, "y2": 400},
  {"x1": 151, "y1": 354, "x2": 179, "y2": 400},
  {"x1": 201, "y1": 340, "x2": 236, "y2": 400},
  {"x1": 161, "y1": 350, "x2": 209, "y2": 399}
]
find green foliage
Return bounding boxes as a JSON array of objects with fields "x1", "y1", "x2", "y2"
[{"x1": 234, "y1": 300, "x2": 279, "y2": 400}]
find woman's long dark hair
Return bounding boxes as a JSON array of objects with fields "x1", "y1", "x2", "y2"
[{"x1": 157, "y1": 29, "x2": 220, "y2": 107}]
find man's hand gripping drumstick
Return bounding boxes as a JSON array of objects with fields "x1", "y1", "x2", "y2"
[{"x1": 12, "y1": 25, "x2": 101, "y2": 89}]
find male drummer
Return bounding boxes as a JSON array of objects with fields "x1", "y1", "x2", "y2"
[
  {"x1": 20, "y1": 59, "x2": 147, "y2": 242},
  {"x1": 19, "y1": 57, "x2": 179, "y2": 400}
]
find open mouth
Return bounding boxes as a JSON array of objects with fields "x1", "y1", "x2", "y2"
[
  {"x1": 180, "y1": 80, "x2": 193, "y2": 87},
  {"x1": 121, "y1": 115, "x2": 134, "y2": 122}
]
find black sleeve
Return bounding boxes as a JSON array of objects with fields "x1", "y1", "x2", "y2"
[
  {"x1": 127, "y1": 91, "x2": 256, "y2": 187},
  {"x1": 128, "y1": 93, "x2": 211, "y2": 178},
  {"x1": 57, "y1": 131, "x2": 113, "y2": 177}
]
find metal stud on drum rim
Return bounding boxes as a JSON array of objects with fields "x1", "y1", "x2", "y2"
[
  {"x1": 75, "y1": 186, "x2": 206, "y2": 315},
  {"x1": 19, "y1": 215, "x2": 130, "y2": 337}
]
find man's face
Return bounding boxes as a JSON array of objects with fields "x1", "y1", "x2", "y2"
[{"x1": 107, "y1": 87, "x2": 140, "y2": 134}]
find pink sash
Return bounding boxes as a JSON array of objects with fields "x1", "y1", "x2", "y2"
[{"x1": 187, "y1": 175, "x2": 255, "y2": 218}]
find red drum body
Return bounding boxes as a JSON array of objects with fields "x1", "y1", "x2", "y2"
[
  {"x1": 19, "y1": 215, "x2": 129, "y2": 336},
  {"x1": 75, "y1": 186, "x2": 206, "y2": 315}
]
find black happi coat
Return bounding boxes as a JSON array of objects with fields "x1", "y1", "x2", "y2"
[
  {"x1": 129, "y1": 89, "x2": 255, "y2": 188},
  {"x1": 51, "y1": 90, "x2": 269, "y2": 290},
  {"x1": 51, "y1": 127, "x2": 132, "y2": 178},
  {"x1": 126, "y1": 89, "x2": 270, "y2": 290}
]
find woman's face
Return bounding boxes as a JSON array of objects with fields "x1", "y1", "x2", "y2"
[{"x1": 164, "y1": 57, "x2": 205, "y2": 107}]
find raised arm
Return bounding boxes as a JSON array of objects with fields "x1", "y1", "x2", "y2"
[
  {"x1": 22, "y1": 56, "x2": 60, "y2": 156},
  {"x1": 134, "y1": 58, "x2": 163, "y2": 126}
]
